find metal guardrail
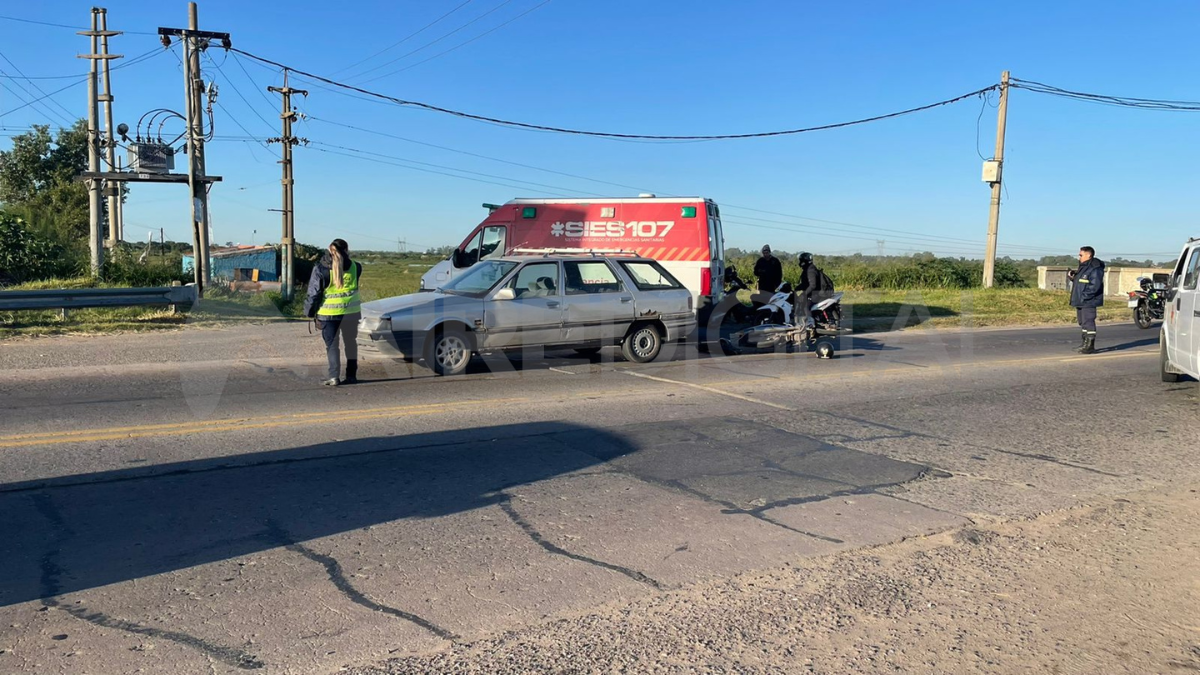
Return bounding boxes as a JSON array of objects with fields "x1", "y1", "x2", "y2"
[{"x1": 0, "y1": 285, "x2": 197, "y2": 313}]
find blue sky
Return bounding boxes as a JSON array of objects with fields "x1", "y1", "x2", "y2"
[{"x1": 1, "y1": 0, "x2": 1197, "y2": 262}]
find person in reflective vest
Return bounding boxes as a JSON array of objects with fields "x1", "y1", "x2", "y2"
[
  {"x1": 1067, "y1": 245, "x2": 1105, "y2": 354},
  {"x1": 304, "y1": 238, "x2": 363, "y2": 385}
]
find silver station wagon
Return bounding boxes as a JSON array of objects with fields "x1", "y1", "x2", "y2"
[{"x1": 357, "y1": 252, "x2": 696, "y2": 376}]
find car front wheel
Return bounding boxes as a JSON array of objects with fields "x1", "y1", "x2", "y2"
[
  {"x1": 426, "y1": 328, "x2": 472, "y2": 376},
  {"x1": 1161, "y1": 337, "x2": 1180, "y2": 383}
]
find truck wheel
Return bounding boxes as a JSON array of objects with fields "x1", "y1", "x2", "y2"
[
  {"x1": 1161, "y1": 338, "x2": 1180, "y2": 383},
  {"x1": 426, "y1": 328, "x2": 472, "y2": 376},
  {"x1": 622, "y1": 323, "x2": 662, "y2": 363}
]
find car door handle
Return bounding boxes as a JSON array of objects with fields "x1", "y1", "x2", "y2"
[
  {"x1": 620, "y1": 296, "x2": 632, "y2": 303},
  {"x1": 546, "y1": 301, "x2": 560, "y2": 308}
]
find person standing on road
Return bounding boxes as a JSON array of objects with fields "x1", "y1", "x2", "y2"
[
  {"x1": 796, "y1": 252, "x2": 833, "y2": 325},
  {"x1": 754, "y1": 245, "x2": 783, "y2": 293},
  {"x1": 305, "y1": 238, "x2": 363, "y2": 386},
  {"x1": 1067, "y1": 245, "x2": 1105, "y2": 354}
]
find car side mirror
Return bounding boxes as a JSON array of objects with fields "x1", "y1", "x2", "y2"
[
  {"x1": 451, "y1": 248, "x2": 465, "y2": 268},
  {"x1": 493, "y1": 287, "x2": 516, "y2": 301}
]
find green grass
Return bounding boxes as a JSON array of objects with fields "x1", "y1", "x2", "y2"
[
  {"x1": 2, "y1": 265, "x2": 1130, "y2": 339},
  {"x1": 0, "y1": 261, "x2": 433, "y2": 338}
]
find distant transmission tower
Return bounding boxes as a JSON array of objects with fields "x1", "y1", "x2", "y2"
[{"x1": 877, "y1": 240, "x2": 886, "y2": 256}]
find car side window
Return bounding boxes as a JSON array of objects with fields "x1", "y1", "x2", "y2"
[
  {"x1": 564, "y1": 262, "x2": 624, "y2": 295},
  {"x1": 509, "y1": 263, "x2": 560, "y2": 299},
  {"x1": 621, "y1": 261, "x2": 685, "y2": 291},
  {"x1": 1184, "y1": 249, "x2": 1200, "y2": 291}
]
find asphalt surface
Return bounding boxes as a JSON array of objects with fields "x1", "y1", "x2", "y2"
[{"x1": 0, "y1": 320, "x2": 1195, "y2": 674}]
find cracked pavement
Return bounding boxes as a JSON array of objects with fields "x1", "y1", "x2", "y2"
[{"x1": 0, "y1": 321, "x2": 1195, "y2": 673}]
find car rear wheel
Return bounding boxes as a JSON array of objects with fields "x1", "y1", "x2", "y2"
[
  {"x1": 1161, "y1": 338, "x2": 1180, "y2": 382},
  {"x1": 622, "y1": 324, "x2": 662, "y2": 364},
  {"x1": 426, "y1": 328, "x2": 472, "y2": 376}
]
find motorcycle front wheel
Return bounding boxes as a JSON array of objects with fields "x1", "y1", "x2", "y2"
[{"x1": 1134, "y1": 303, "x2": 1153, "y2": 329}]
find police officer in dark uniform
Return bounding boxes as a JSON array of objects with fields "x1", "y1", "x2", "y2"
[{"x1": 1068, "y1": 246, "x2": 1105, "y2": 354}]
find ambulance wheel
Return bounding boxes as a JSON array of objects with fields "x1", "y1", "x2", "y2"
[{"x1": 814, "y1": 340, "x2": 835, "y2": 360}]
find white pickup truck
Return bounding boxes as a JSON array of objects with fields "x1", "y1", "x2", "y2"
[{"x1": 1161, "y1": 237, "x2": 1200, "y2": 382}]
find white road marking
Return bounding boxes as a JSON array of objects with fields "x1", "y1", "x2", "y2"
[{"x1": 623, "y1": 370, "x2": 796, "y2": 411}]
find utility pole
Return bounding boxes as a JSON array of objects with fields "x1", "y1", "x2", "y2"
[
  {"x1": 97, "y1": 9, "x2": 124, "y2": 246},
  {"x1": 268, "y1": 70, "x2": 307, "y2": 301},
  {"x1": 78, "y1": 9, "x2": 114, "y2": 275},
  {"x1": 982, "y1": 70, "x2": 1010, "y2": 289}
]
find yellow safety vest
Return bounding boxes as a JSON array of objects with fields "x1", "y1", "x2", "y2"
[{"x1": 318, "y1": 262, "x2": 361, "y2": 316}]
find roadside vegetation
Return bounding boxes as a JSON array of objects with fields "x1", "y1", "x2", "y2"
[{"x1": 0, "y1": 119, "x2": 1165, "y2": 338}]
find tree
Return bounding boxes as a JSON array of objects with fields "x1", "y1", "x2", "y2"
[
  {"x1": 0, "y1": 121, "x2": 91, "y2": 245},
  {"x1": 0, "y1": 212, "x2": 76, "y2": 285}
]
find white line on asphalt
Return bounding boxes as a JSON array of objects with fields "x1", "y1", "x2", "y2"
[
  {"x1": 623, "y1": 371, "x2": 796, "y2": 411},
  {"x1": 548, "y1": 367, "x2": 576, "y2": 375}
]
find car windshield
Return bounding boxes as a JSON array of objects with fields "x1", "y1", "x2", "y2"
[{"x1": 441, "y1": 260, "x2": 517, "y2": 296}]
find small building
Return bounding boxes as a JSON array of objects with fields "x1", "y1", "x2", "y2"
[
  {"x1": 1038, "y1": 265, "x2": 1170, "y2": 295},
  {"x1": 183, "y1": 245, "x2": 280, "y2": 283}
]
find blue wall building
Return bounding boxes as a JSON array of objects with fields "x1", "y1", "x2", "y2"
[{"x1": 183, "y1": 246, "x2": 279, "y2": 282}]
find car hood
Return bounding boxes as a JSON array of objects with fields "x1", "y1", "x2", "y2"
[{"x1": 361, "y1": 291, "x2": 474, "y2": 319}]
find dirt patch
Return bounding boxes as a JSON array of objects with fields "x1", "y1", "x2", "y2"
[{"x1": 343, "y1": 488, "x2": 1200, "y2": 674}]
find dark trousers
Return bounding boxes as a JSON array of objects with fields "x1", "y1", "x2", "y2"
[
  {"x1": 1076, "y1": 307, "x2": 1097, "y2": 333},
  {"x1": 318, "y1": 313, "x2": 360, "y2": 380}
]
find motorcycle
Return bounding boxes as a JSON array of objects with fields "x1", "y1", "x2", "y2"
[
  {"x1": 723, "y1": 281, "x2": 845, "y2": 359},
  {"x1": 720, "y1": 267, "x2": 756, "y2": 325},
  {"x1": 1128, "y1": 276, "x2": 1166, "y2": 329}
]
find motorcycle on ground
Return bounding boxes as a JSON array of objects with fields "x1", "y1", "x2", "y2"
[
  {"x1": 1128, "y1": 276, "x2": 1166, "y2": 329},
  {"x1": 722, "y1": 281, "x2": 846, "y2": 359}
]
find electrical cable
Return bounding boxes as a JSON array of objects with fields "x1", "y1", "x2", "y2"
[
  {"x1": 373, "y1": 0, "x2": 555, "y2": 78},
  {"x1": 0, "y1": 50, "x2": 76, "y2": 123},
  {"x1": 0, "y1": 76, "x2": 87, "y2": 117},
  {"x1": 352, "y1": 0, "x2": 515, "y2": 82},
  {"x1": 333, "y1": 0, "x2": 477, "y2": 76},
  {"x1": 206, "y1": 54, "x2": 278, "y2": 135},
  {"x1": 0, "y1": 13, "x2": 155, "y2": 35},
  {"x1": 1011, "y1": 78, "x2": 1200, "y2": 111},
  {"x1": 232, "y1": 46, "x2": 998, "y2": 141}
]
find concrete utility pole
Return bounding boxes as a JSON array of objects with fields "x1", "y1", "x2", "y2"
[
  {"x1": 98, "y1": 9, "x2": 124, "y2": 246},
  {"x1": 78, "y1": 9, "x2": 115, "y2": 275},
  {"x1": 269, "y1": 70, "x2": 307, "y2": 301},
  {"x1": 982, "y1": 70, "x2": 1011, "y2": 289}
]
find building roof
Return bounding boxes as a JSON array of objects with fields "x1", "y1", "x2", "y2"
[{"x1": 183, "y1": 245, "x2": 277, "y2": 258}]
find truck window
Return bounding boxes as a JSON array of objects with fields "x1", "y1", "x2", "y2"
[
  {"x1": 480, "y1": 226, "x2": 506, "y2": 261},
  {"x1": 564, "y1": 261, "x2": 624, "y2": 295},
  {"x1": 1184, "y1": 249, "x2": 1200, "y2": 291},
  {"x1": 460, "y1": 231, "x2": 483, "y2": 268}
]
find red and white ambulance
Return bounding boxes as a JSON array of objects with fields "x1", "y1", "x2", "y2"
[{"x1": 420, "y1": 196, "x2": 726, "y2": 307}]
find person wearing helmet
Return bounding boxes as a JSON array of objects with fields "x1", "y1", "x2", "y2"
[
  {"x1": 753, "y1": 245, "x2": 783, "y2": 294},
  {"x1": 796, "y1": 252, "x2": 833, "y2": 325}
]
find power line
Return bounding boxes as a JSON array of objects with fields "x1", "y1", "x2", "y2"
[
  {"x1": 0, "y1": 13, "x2": 155, "y2": 35},
  {"x1": 0, "y1": 51, "x2": 77, "y2": 123},
  {"x1": 231, "y1": 46, "x2": 998, "y2": 141},
  {"x1": 206, "y1": 55, "x2": 280, "y2": 136},
  {"x1": 361, "y1": 0, "x2": 554, "y2": 81},
  {"x1": 0, "y1": 76, "x2": 87, "y2": 117},
  {"x1": 1011, "y1": 78, "x2": 1200, "y2": 111},
  {"x1": 333, "y1": 0, "x2": 477, "y2": 77},
  {"x1": 353, "y1": 0, "x2": 515, "y2": 82}
]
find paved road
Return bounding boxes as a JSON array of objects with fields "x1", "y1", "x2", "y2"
[{"x1": 0, "y1": 321, "x2": 1194, "y2": 674}]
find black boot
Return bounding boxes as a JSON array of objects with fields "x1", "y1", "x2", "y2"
[
  {"x1": 1074, "y1": 331, "x2": 1087, "y2": 353},
  {"x1": 1080, "y1": 334, "x2": 1096, "y2": 355},
  {"x1": 345, "y1": 359, "x2": 358, "y2": 384}
]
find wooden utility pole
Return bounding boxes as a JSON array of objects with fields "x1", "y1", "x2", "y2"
[
  {"x1": 982, "y1": 71, "x2": 1010, "y2": 289},
  {"x1": 154, "y1": 9, "x2": 229, "y2": 295},
  {"x1": 97, "y1": 9, "x2": 124, "y2": 246},
  {"x1": 183, "y1": 2, "x2": 213, "y2": 291},
  {"x1": 269, "y1": 70, "x2": 307, "y2": 301}
]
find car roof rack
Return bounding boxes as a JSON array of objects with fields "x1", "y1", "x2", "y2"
[{"x1": 510, "y1": 248, "x2": 642, "y2": 258}]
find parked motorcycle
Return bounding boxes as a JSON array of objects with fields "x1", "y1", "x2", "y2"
[
  {"x1": 721, "y1": 267, "x2": 756, "y2": 325},
  {"x1": 1128, "y1": 276, "x2": 1166, "y2": 329},
  {"x1": 723, "y1": 281, "x2": 845, "y2": 359}
]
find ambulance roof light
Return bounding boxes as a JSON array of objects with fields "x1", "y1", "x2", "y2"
[{"x1": 638, "y1": 193, "x2": 656, "y2": 198}]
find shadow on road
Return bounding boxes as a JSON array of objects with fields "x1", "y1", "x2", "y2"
[
  {"x1": 0, "y1": 422, "x2": 638, "y2": 608},
  {"x1": 1096, "y1": 336, "x2": 1159, "y2": 354}
]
